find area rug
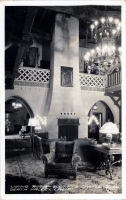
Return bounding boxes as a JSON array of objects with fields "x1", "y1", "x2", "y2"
[{"x1": 5, "y1": 150, "x2": 122, "y2": 194}]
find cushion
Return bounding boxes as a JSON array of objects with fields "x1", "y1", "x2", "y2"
[
  {"x1": 55, "y1": 141, "x2": 74, "y2": 163},
  {"x1": 48, "y1": 163, "x2": 72, "y2": 169}
]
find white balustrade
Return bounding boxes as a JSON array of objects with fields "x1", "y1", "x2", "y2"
[
  {"x1": 14, "y1": 67, "x2": 50, "y2": 87},
  {"x1": 79, "y1": 73, "x2": 105, "y2": 91},
  {"x1": 106, "y1": 69, "x2": 121, "y2": 87},
  {"x1": 14, "y1": 67, "x2": 106, "y2": 91}
]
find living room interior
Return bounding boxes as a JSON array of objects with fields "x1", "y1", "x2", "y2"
[{"x1": 4, "y1": 5, "x2": 122, "y2": 195}]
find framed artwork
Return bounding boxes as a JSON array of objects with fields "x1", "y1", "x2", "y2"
[{"x1": 61, "y1": 66, "x2": 73, "y2": 87}]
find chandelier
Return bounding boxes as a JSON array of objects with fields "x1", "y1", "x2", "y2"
[
  {"x1": 12, "y1": 101, "x2": 22, "y2": 110},
  {"x1": 84, "y1": 7, "x2": 121, "y2": 75}
]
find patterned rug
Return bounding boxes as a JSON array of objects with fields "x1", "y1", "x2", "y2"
[{"x1": 5, "y1": 150, "x2": 122, "y2": 194}]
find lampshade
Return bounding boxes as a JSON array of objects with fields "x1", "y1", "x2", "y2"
[
  {"x1": 99, "y1": 122, "x2": 119, "y2": 134},
  {"x1": 28, "y1": 118, "x2": 40, "y2": 127}
]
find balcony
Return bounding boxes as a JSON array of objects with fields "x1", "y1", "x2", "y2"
[
  {"x1": 14, "y1": 67, "x2": 106, "y2": 92},
  {"x1": 105, "y1": 66, "x2": 121, "y2": 97},
  {"x1": 14, "y1": 66, "x2": 121, "y2": 95}
]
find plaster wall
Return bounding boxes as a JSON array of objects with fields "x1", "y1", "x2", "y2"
[
  {"x1": 5, "y1": 86, "x2": 49, "y2": 117},
  {"x1": 46, "y1": 14, "x2": 88, "y2": 139},
  {"x1": 81, "y1": 90, "x2": 119, "y2": 127},
  {"x1": 5, "y1": 85, "x2": 120, "y2": 137}
]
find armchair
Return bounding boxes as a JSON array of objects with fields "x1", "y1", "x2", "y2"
[
  {"x1": 34, "y1": 135, "x2": 50, "y2": 160},
  {"x1": 42, "y1": 140, "x2": 81, "y2": 179}
]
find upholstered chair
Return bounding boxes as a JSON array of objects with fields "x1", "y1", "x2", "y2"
[
  {"x1": 42, "y1": 140, "x2": 81, "y2": 179},
  {"x1": 34, "y1": 135, "x2": 50, "y2": 160}
]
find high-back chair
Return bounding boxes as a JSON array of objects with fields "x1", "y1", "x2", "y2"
[{"x1": 42, "y1": 140, "x2": 81, "y2": 179}]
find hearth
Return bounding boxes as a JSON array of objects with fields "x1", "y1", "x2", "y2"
[{"x1": 58, "y1": 119, "x2": 79, "y2": 141}]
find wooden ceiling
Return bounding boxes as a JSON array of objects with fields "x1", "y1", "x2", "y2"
[{"x1": 5, "y1": 5, "x2": 121, "y2": 89}]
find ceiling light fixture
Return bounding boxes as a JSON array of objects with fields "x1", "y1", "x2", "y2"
[
  {"x1": 84, "y1": 6, "x2": 121, "y2": 75},
  {"x1": 12, "y1": 101, "x2": 22, "y2": 110}
]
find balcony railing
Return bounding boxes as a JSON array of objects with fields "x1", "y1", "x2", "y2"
[
  {"x1": 106, "y1": 67, "x2": 121, "y2": 88},
  {"x1": 79, "y1": 73, "x2": 105, "y2": 92},
  {"x1": 14, "y1": 67, "x2": 106, "y2": 91},
  {"x1": 14, "y1": 67, "x2": 50, "y2": 87}
]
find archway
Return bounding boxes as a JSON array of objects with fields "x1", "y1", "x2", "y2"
[
  {"x1": 5, "y1": 96, "x2": 34, "y2": 134},
  {"x1": 88, "y1": 101, "x2": 114, "y2": 140}
]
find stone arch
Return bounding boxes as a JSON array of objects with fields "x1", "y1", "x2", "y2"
[
  {"x1": 100, "y1": 100, "x2": 118, "y2": 123},
  {"x1": 5, "y1": 95, "x2": 34, "y2": 118},
  {"x1": 87, "y1": 100, "x2": 116, "y2": 123}
]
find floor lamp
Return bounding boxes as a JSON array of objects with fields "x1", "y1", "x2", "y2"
[{"x1": 28, "y1": 118, "x2": 40, "y2": 154}]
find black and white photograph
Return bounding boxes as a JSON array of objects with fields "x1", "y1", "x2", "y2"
[{"x1": 0, "y1": 0, "x2": 126, "y2": 199}]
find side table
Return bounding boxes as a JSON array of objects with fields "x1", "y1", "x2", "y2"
[{"x1": 89, "y1": 144, "x2": 122, "y2": 180}]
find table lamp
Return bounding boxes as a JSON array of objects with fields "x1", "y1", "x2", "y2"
[{"x1": 99, "y1": 122, "x2": 119, "y2": 143}]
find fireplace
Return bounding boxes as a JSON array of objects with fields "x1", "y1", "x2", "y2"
[{"x1": 58, "y1": 119, "x2": 79, "y2": 141}]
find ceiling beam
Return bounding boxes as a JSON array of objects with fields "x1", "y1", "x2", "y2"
[
  {"x1": 104, "y1": 92, "x2": 121, "y2": 98},
  {"x1": 9, "y1": 7, "x2": 38, "y2": 89},
  {"x1": 41, "y1": 6, "x2": 121, "y2": 22},
  {"x1": 22, "y1": 7, "x2": 38, "y2": 42}
]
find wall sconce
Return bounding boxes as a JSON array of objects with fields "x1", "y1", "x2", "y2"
[
  {"x1": 93, "y1": 103, "x2": 97, "y2": 110},
  {"x1": 88, "y1": 115, "x2": 99, "y2": 125}
]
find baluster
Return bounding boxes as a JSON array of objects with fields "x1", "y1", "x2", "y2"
[
  {"x1": 115, "y1": 72, "x2": 117, "y2": 85},
  {"x1": 117, "y1": 72, "x2": 119, "y2": 84}
]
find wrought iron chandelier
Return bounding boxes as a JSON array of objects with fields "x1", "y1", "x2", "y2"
[{"x1": 84, "y1": 7, "x2": 121, "y2": 75}]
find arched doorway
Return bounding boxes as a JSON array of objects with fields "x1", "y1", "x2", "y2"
[
  {"x1": 88, "y1": 101, "x2": 114, "y2": 140},
  {"x1": 5, "y1": 96, "x2": 34, "y2": 134}
]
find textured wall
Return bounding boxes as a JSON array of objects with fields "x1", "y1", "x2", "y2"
[{"x1": 45, "y1": 14, "x2": 89, "y2": 138}]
